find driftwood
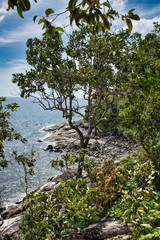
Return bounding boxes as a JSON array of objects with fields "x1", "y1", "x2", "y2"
[
  {"x1": 0, "y1": 214, "x2": 131, "y2": 240},
  {"x1": 82, "y1": 220, "x2": 131, "y2": 240},
  {"x1": 58, "y1": 220, "x2": 132, "y2": 240},
  {"x1": 0, "y1": 215, "x2": 22, "y2": 237}
]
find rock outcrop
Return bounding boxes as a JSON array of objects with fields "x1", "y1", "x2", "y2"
[{"x1": 42, "y1": 120, "x2": 140, "y2": 162}]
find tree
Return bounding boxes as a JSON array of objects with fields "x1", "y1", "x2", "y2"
[
  {"x1": 7, "y1": 0, "x2": 140, "y2": 39},
  {"x1": 113, "y1": 23, "x2": 160, "y2": 175},
  {"x1": 12, "y1": 27, "x2": 133, "y2": 177},
  {"x1": 12, "y1": 23, "x2": 160, "y2": 178},
  {"x1": 0, "y1": 97, "x2": 36, "y2": 194}
]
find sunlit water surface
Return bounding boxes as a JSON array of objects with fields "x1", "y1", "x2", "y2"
[{"x1": 1, "y1": 97, "x2": 84, "y2": 207}]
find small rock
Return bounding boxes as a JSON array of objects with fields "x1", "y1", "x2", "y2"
[
  {"x1": 54, "y1": 149, "x2": 63, "y2": 153},
  {"x1": 39, "y1": 182, "x2": 59, "y2": 192},
  {"x1": 90, "y1": 145, "x2": 97, "y2": 151},
  {"x1": 44, "y1": 145, "x2": 54, "y2": 151}
]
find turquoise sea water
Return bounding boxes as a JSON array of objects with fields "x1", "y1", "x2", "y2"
[{"x1": 1, "y1": 97, "x2": 83, "y2": 207}]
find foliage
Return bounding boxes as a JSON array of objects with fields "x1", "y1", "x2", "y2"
[
  {"x1": 13, "y1": 27, "x2": 136, "y2": 176},
  {"x1": 4, "y1": 150, "x2": 160, "y2": 239},
  {"x1": 51, "y1": 150, "x2": 99, "y2": 183},
  {"x1": 18, "y1": 178, "x2": 99, "y2": 239},
  {"x1": 0, "y1": 97, "x2": 36, "y2": 196},
  {"x1": 0, "y1": 97, "x2": 27, "y2": 168},
  {"x1": 12, "y1": 24, "x2": 160, "y2": 178},
  {"x1": 94, "y1": 159, "x2": 124, "y2": 212},
  {"x1": 110, "y1": 151, "x2": 160, "y2": 240},
  {"x1": 12, "y1": 150, "x2": 36, "y2": 194},
  {"x1": 116, "y1": 28, "x2": 160, "y2": 172},
  {"x1": 51, "y1": 152, "x2": 77, "y2": 172},
  {"x1": 7, "y1": 0, "x2": 140, "y2": 39},
  {"x1": 105, "y1": 236, "x2": 130, "y2": 240},
  {"x1": 130, "y1": 190, "x2": 160, "y2": 240}
]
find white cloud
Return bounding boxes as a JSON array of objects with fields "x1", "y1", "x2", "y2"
[
  {"x1": 110, "y1": 0, "x2": 128, "y2": 14},
  {"x1": 0, "y1": 21, "x2": 43, "y2": 45},
  {"x1": 111, "y1": 16, "x2": 160, "y2": 36},
  {"x1": 109, "y1": 0, "x2": 160, "y2": 36},
  {"x1": 7, "y1": 59, "x2": 30, "y2": 71},
  {"x1": 133, "y1": 4, "x2": 160, "y2": 20},
  {"x1": 132, "y1": 17, "x2": 160, "y2": 36},
  {"x1": 0, "y1": 59, "x2": 31, "y2": 97},
  {"x1": 0, "y1": 0, "x2": 70, "y2": 45},
  {"x1": 0, "y1": 1, "x2": 8, "y2": 14},
  {"x1": 0, "y1": 0, "x2": 10, "y2": 23},
  {"x1": 0, "y1": 15, "x2": 5, "y2": 22}
]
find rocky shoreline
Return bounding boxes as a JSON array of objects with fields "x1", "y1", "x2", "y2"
[
  {"x1": 0, "y1": 120, "x2": 140, "y2": 239},
  {"x1": 42, "y1": 120, "x2": 140, "y2": 163}
]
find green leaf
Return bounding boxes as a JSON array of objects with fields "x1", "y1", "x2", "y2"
[
  {"x1": 122, "y1": 15, "x2": 126, "y2": 21},
  {"x1": 68, "y1": 0, "x2": 77, "y2": 10},
  {"x1": 128, "y1": 8, "x2": 136, "y2": 14},
  {"x1": 33, "y1": 15, "x2": 37, "y2": 23},
  {"x1": 55, "y1": 27, "x2": 64, "y2": 33},
  {"x1": 103, "y1": 16, "x2": 110, "y2": 29},
  {"x1": 17, "y1": 4, "x2": 24, "y2": 18},
  {"x1": 141, "y1": 223, "x2": 152, "y2": 229},
  {"x1": 43, "y1": 19, "x2": 51, "y2": 28},
  {"x1": 126, "y1": 18, "x2": 133, "y2": 32},
  {"x1": 123, "y1": 209, "x2": 131, "y2": 218},
  {"x1": 45, "y1": 8, "x2": 54, "y2": 17},
  {"x1": 70, "y1": 14, "x2": 74, "y2": 25},
  {"x1": 38, "y1": 17, "x2": 44, "y2": 24},
  {"x1": 102, "y1": 2, "x2": 110, "y2": 8},
  {"x1": 129, "y1": 14, "x2": 140, "y2": 21},
  {"x1": 19, "y1": 0, "x2": 31, "y2": 11}
]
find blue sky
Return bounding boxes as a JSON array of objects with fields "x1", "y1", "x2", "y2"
[{"x1": 0, "y1": 0, "x2": 160, "y2": 97}]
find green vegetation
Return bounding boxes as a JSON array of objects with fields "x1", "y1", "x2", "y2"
[
  {"x1": 0, "y1": 97, "x2": 36, "y2": 194},
  {"x1": 7, "y1": 0, "x2": 140, "y2": 37},
  {"x1": 110, "y1": 151, "x2": 160, "y2": 240},
  {"x1": 1, "y1": 2, "x2": 160, "y2": 239},
  {"x1": 13, "y1": 26, "x2": 140, "y2": 177},
  {"x1": 4, "y1": 151, "x2": 159, "y2": 239},
  {"x1": 19, "y1": 178, "x2": 98, "y2": 239},
  {"x1": 0, "y1": 97, "x2": 26, "y2": 168}
]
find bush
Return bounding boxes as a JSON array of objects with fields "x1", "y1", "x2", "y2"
[
  {"x1": 94, "y1": 158, "x2": 125, "y2": 213},
  {"x1": 110, "y1": 151, "x2": 160, "y2": 240},
  {"x1": 18, "y1": 178, "x2": 99, "y2": 239}
]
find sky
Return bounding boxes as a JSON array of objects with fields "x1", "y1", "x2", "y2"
[{"x1": 0, "y1": 0, "x2": 160, "y2": 97}]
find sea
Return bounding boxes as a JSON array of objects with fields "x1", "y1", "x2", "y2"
[{"x1": 0, "y1": 97, "x2": 84, "y2": 208}]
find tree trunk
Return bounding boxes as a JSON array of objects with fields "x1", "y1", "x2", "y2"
[
  {"x1": 77, "y1": 137, "x2": 89, "y2": 178},
  {"x1": 77, "y1": 139, "x2": 85, "y2": 178}
]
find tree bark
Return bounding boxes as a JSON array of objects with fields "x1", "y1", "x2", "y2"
[{"x1": 60, "y1": 220, "x2": 132, "y2": 240}]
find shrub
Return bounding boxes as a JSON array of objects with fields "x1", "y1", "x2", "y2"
[
  {"x1": 18, "y1": 178, "x2": 99, "y2": 239},
  {"x1": 110, "y1": 151, "x2": 160, "y2": 240},
  {"x1": 94, "y1": 158, "x2": 125, "y2": 213}
]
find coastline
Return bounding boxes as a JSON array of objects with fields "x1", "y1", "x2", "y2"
[
  {"x1": 42, "y1": 120, "x2": 140, "y2": 162},
  {"x1": 0, "y1": 120, "x2": 140, "y2": 238},
  {"x1": 1, "y1": 120, "x2": 140, "y2": 209}
]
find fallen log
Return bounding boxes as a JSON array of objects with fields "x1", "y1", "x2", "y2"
[{"x1": 59, "y1": 220, "x2": 132, "y2": 240}]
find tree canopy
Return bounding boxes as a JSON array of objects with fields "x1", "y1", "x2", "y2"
[
  {"x1": 12, "y1": 24, "x2": 160, "y2": 176},
  {"x1": 12, "y1": 27, "x2": 129, "y2": 175},
  {"x1": 7, "y1": 0, "x2": 140, "y2": 39}
]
